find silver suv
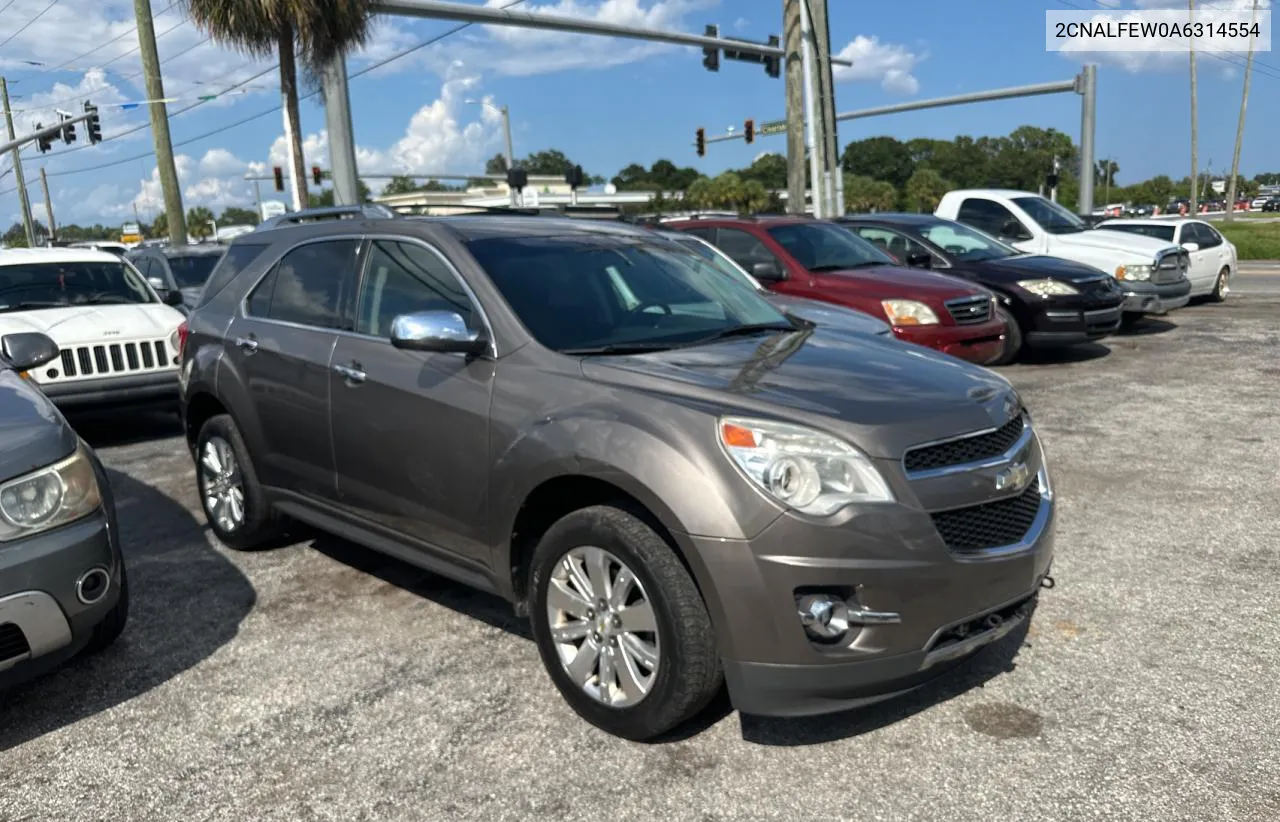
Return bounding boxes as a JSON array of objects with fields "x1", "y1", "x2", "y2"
[{"x1": 178, "y1": 214, "x2": 1056, "y2": 740}]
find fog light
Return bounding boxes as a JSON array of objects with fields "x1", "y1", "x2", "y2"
[{"x1": 796, "y1": 593, "x2": 850, "y2": 641}]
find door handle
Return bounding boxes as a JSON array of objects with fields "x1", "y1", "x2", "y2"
[
  {"x1": 333, "y1": 363, "x2": 366, "y2": 383},
  {"x1": 234, "y1": 336, "x2": 259, "y2": 353}
]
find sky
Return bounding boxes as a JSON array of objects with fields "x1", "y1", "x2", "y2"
[{"x1": 0, "y1": 0, "x2": 1275, "y2": 228}]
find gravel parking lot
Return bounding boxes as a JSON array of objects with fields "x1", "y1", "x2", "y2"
[{"x1": 3, "y1": 272, "x2": 1279, "y2": 822}]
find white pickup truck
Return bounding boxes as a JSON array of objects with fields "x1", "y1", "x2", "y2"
[{"x1": 935, "y1": 189, "x2": 1192, "y2": 321}]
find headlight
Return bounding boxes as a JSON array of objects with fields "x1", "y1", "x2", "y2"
[
  {"x1": 1036, "y1": 435, "x2": 1054, "y2": 501},
  {"x1": 0, "y1": 444, "x2": 102, "y2": 542},
  {"x1": 1115, "y1": 264, "x2": 1152, "y2": 281},
  {"x1": 718, "y1": 417, "x2": 895, "y2": 516},
  {"x1": 1016, "y1": 278, "x2": 1079, "y2": 297},
  {"x1": 169, "y1": 328, "x2": 182, "y2": 357},
  {"x1": 880, "y1": 299, "x2": 939, "y2": 326}
]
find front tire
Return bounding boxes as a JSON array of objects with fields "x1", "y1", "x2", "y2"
[
  {"x1": 528, "y1": 504, "x2": 722, "y2": 741},
  {"x1": 989, "y1": 305, "x2": 1023, "y2": 366},
  {"x1": 1210, "y1": 267, "x2": 1230, "y2": 303},
  {"x1": 195, "y1": 413, "x2": 279, "y2": 551}
]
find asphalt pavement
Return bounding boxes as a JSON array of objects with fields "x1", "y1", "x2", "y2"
[{"x1": 3, "y1": 277, "x2": 1279, "y2": 822}]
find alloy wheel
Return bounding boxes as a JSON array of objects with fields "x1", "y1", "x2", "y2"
[
  {"x1": 545, "y1": 545, "x2": 661, "y2": 708},
  {"x1": 199, "y1": 435, "x2": 246, "y2": 533}
]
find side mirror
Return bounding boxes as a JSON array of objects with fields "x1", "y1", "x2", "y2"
[
  {"x1": 163, "y1": 289, "x2": 185, "y2": 307},
  {"x1": 390, "y1": 310, "x2": 487, "y2": 355},
  {"x1": 1181, "y1": 242, "x2": 1200, "y2": 252},
  {"x1": 1000, "y1": 219, "x2": 1030, "y2": 242},
  {"x1": 905, "y1": 251, "x2": 933, "y2": 269},
  {"x1": 2, "y1": 332, "x2": 59, "y2": 372},
  {"x1": 751, "y1": 261, "x2": 783, "y2": 281}
]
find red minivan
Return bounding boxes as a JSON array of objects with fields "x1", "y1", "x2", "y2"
[{"x1": 664, "y1": 216, "x2": 1007, "y2": 364}]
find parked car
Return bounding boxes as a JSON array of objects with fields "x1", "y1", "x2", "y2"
[
  {"x1": 0, "y1": 331, "x2": 128, "y2": 687},
  {"x1": 935, "y1": 189, "x2": 1192, "y2": 323},
  {"x1": 1095, "y1": 218, "x2": 1236, "y2": 302},
  {"x1": 662, "y1": 216, "x2": 1007, "y2": 365},
  {"x1": 126, "y1": 243, "x2": 229, "y2": 314},
  {"x1": 653, "y1": 228, "x2": 893, "y2": 337},
  {"x1": 65, "y1": 241, "x2": 130, "y2": 257},
  {"x1": 1262, "y1": 197, "x2": 1280, "y2": 213},
  {"x1": 179, "y1": 214, "x2": 1055, "y2": 741},
  {"x1": 836, "y1": 214, "x2": 1127, "y2": 364},
  {"x1": 0, "y1": 247, "x2": 187, "y2": 412}
]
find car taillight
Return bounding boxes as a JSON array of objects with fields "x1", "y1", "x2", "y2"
[{"x1": 175, "y1": 322, "x2": 189, "y2": 358}]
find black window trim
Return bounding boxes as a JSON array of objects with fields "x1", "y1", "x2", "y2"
[
  {"x1": 238, "y1": 233, "x2": 498, "y2": 358},
  {"x1": 853, "y1": 223, "x2": 952, "y2": 269}
]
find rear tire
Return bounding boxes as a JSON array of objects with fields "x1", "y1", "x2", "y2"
[
  {"x1": 195, "y1": 413, "x2": 280, "y2": 551},
  {"x1": 989, "y1": 305, "x2": 1023, "y2": 366},
  {"x1": 1209, "y1": 267, "x2": 1230, "y2": 303},
  {"x1": 84, "y1": 563, "x2": 129, "y2": 655},
  {"x1": 528, "y1": 504, "x2": 722, "y2": 741}
]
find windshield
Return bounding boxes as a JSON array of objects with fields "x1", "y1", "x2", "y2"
[
  {"x1": 917, "y1": 221, "x2": 1020, "y2": 262},
  {"x1": 0, "y1": 260, "x2": 156, "y2": 312},
  {"x1": 666, "y1": 235, "x2": 762, "y2": 291},
  {"x1": 166, "y1": 252, "x2": 224, "y2": 289},
  {"x1": 766, "y1": 222, "x2": 897, "y2": 271},
  {"x1": 1100, "y1": 223, "x2": 1176, "y2": 242},
  {"x1": 1011, "y1": 196, "x2": 1089, "y2": 234},
  {"x1": 466, "y1": 234, "x2": 793, "y2": 354}
]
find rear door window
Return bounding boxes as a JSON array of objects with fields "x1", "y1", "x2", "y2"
[{"x1": 246, "y1": 239, "x2": 360, "y2": 329}]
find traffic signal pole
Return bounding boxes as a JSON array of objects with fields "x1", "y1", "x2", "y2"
[
  {"x1": 1, "y1": 77, "x2": 36, "y2": 247},
  {"x1": 39, "y1": 168, "x2": 56, "y2": 242}
]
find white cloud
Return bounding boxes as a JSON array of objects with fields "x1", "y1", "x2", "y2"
[{"x1": 832, "y1": 36, "x2": 924, "y2": 95}]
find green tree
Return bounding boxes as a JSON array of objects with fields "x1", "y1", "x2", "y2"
[
  {"x1": 840, "y1": 136, "x2": 915, "y2": 189},
  {"x1": 382, "y1": 175, "x2": 422, "y2": 196},
  {"x1": 219, "y1": 206, "x2": 260, "y2": 226},
  {"x1": 738, "y1": 153, "x2": 789, "y2": 190},
  {"x1": 484, "y1": 153, "x2": 508, "y2": 175},
  {"x1": 181, "y1": 0, "x2": 375, "y2": 210},
  {"x1": 151, "y1": 212, "x2": 168, "y2": 238},
  {"x1": 904, "y1": 168, "x2": 952, "y2": 213},
  {"x1": 187, "y1": 206, "x2": 215, "y2": 239},
  {"x1": 844, "y1": 175, "x2": 897, "y2": 212}
]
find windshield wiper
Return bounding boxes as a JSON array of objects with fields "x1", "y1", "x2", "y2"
[
  {"x1": 561, "y1": 342, "x2": 679, "y2": 355},
  {"x1": 686, "y1": 322, "x2": 798, "y2": 346}
]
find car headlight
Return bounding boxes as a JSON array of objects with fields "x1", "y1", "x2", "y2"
[
  {"x1": 1115, "y1": 264, "x2": 1152, "y2": 281},
  {"x1": 169, "y1": 327, "x2": 182, "y2": 357},
  {"x1": 1017, "y1": 278, "x2": 1079, "y2": 297},
  {"x1": 718, "y1": 417, "x2": 895, "y2": 516},
  {"x1": 0, "y1": 444, "x2": 102, "y2": 542},
  {"x1": 881, "y1": 299, "x2": 939, "y2": 326},
  {"x1": 1036, "y1": 435, "x2": 1054, "y2": 501}
]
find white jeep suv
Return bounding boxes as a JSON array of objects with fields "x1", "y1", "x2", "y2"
[{"x1": 0, "y1": 247, "x2": 187, "y2": 411}]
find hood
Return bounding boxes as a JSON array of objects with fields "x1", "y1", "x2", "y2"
[
  {"x1": 975, "y1": 253, "x2": 1112, "y2": 284},
  {"x1": 1051, "y1": 228, "x2": 1176, "y2": 260},
  {"x1": 765, "y1": 294, "x2": 892, "y2": 335},
  {"x1": 0, "y1": 369, "x2": 78, "y2": 483},
  {"x1": 579, "y1": 326, "x2": 1018, "y2": 459},
  {"x1": 0, "y1": 303, "x2": 184, "y2": 343},
  {"x1": 810, "y1": 265, "x2": 986, "y2": 301}
]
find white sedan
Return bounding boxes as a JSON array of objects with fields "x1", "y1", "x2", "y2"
[{"x1": 1096, "y1": 217, "x2": 1236, "y2": 302}]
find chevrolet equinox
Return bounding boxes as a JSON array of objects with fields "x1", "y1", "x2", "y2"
[{"x1": 178, "y1": 214, "x2": 1056, "y2": 741}]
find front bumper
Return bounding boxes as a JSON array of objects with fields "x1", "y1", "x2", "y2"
[
  {"x1": 0, "y1": 510, "x2": 123, "y2": 687},
  {"x1": 685, "y1": 442, "x2": 1056, "y2": 718},
  {"x1": 894, "y1": 318, "x2": 1006, "y2": 365},
  {"x1": 1022, "y1": 293, "x2": 1126, "y2": 347},
  {"x1": 33, "y1": 370, "x2": 179, "y2": 411},
  {"x1": 1119, "y1": 278, "x2": 1192, "y2": 315}
]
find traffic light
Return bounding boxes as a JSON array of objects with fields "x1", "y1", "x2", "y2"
[
  {"x1": 695, "y1": 127, "x2": 706, "y2": 157},
  {"x1": 60, "y1": 119, "x2": 76, "y2": 145},
  {"x1": 311, "y1": 165, "x2": 322, "y2": 185},
  {"x1": 764, "y1": 35, "x2": 781, "y2": 78},
  {"x1": 83, "y1": 101, "x2": 101, "y2": 144},
  {"x1": 273, "y1": 166, "x2": 284, "y2": 192},
  {"x1": 744, "y1": 119, "x2": 755, "y2": 144},
  {"x1": 1046, "y1": 173, "x2": 1060, "y2": 190},
  {"x1": 506, "y1": 166, "x2": 528, "y2": 191},
  {"x1": 702, "y1": 24, "x2": 719, "y2": 72},
  {"x1": 34, "y1": 124, "x2": 52, "y2": 153},
  {"x1": 564, "y1": 164, "x2": 584, "y2": 189}
]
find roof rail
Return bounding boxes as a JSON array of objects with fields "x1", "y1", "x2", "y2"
[{"x1": 256, "y1": 203, "x2": 399, "y2": 230}]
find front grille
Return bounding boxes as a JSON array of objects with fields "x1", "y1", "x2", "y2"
[
  {"x1": 945, "y1": 295, "x2": 992, "y2": 325},
  {"x1": 1154, "y1": 251, "x2": 1188, "y2": 284},
  {"x1": 904, "y1": 413, "x2": 1025, "y2": 473},
  {"x1": 931, "y1": 482, "x2": 1043, "y2": 552},
  {"x1": 0, "y1": 623, "x2": 30, "y2": 663},
  {"x1": 53, "y1": 339, "x2": 171, "y2": 379}
]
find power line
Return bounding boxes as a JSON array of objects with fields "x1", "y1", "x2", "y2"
[
  {"x1": 0, "y1": 0, "x2": 61, "y2": 51},
  {"x1": 38, "y1": 0, "x2": 529, "y2": 180},
  {"x1": 12, "y1": 1, "x2": 178, "y2": 82}
]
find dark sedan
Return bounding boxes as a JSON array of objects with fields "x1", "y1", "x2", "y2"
[{"x1": 835, "y1": 214, "x2": 1128, "y2": 364}]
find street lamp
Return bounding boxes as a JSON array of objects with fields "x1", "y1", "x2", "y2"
[{"x1": 465, "y1": 98, "x2": 516, "y2": 206}]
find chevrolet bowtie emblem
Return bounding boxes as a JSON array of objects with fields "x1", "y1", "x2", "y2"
[{"x1": 995, "y1": 460, "x2": 1031, "y2": 492}]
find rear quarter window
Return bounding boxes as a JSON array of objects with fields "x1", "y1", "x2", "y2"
[{"x1": 193, "y1": 242, "x2": 270, "y2": 309}]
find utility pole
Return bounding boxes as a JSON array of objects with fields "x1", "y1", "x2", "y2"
[
  {"x1": 1225, "y1": 0, "x2": 1259, "y2": 222},
  {"x1": 321, "y1": 55, "x2": 361, "y2": 207},
  {"x1": 1188, "y1": 0, "x2": 1199, "y2": 215},
  {"x1": 798, "y1": 0, "x2": 824, "y2": 217},
  {"x1": 1, "y1": 78, "x2": 36, "y2": 247},
  {"x1": 499, "y1": 105, "x2": 517, "y2": 208},
  {"x1": 1078, "y1": 64, "x2": 1097, "y2": 217},
  {"x1": 134, "y1": 0, "x2": 188, "y2": 246},
  {"x1": 39, "y1": 167, "x2": 56, "y2": 243},
  {"x1": 783, "y1": 0, "x2": 806, "y2": 214},
  {"x1": 1051, "y1": 155, "x2": 1061, "y2": 203},
  {"x1": 808, "y1": 0, "x2": 840, "y2": 216}
]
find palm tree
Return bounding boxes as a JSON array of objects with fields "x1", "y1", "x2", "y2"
[{"x1": 180, "y1": 0, "x2": 374, "y2": 211}]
